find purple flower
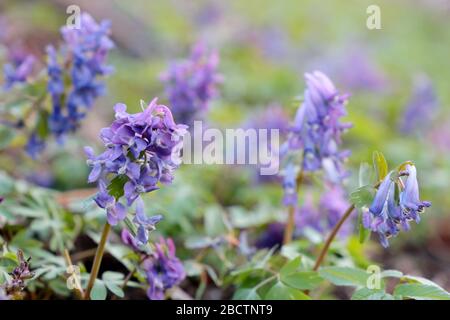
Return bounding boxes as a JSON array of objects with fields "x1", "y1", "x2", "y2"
[
  {"x1": 133, "y1": 198, "x2": 163, "y2": 245},
  {"x1": 400, "y1": 75, "x2": 438, "y2": 135},
  {"x1": 364, "y1": 165, "x2": 431, "y2": 247},
  {"x1": 3, "y1": 49, "x2": 35, "y2": 88},
  {"x1": 3, "y1": 250, "x2": 34, "y2": 297},
  {"x1": 94, "y1": 180, "x2": 126, "y2": 225},
  {"x1": 295, "y1": 186, "x2": 352, "y2": 238},
  {"x1": 121, "y1": 229, "x2": 141, "y2": 252},
  {"x1": 26, "y1": 13, "x2": 114, "y2": 157},
  {"x1": 281, "y1": 162, "x2": 300, "y2": 206},
  {"x1": 143, "y1": 238, "x2": 185, "y2": 300},
  {"x1": 255, "y1": 223, "x2": 285, "y2": 249},
  {"x1": 399, "y1": 165, "x2": 431, "y2": 223},
  {"x1": 161, "y1": 42, "x2": 221, "y2": 126},
  {"x1": 319, "y1": 185, "x2": 353, "y2": 237},
  {"x1": 85, "y1": 98, "x2": 187, "y2": 243},
  {"x1": 282, "y1": 71, "x2": 351, "y2": 187},
  {"x1": 25, "y1": 133, "x2": 46, "y2": 159}
]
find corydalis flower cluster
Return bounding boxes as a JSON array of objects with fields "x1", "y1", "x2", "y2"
[
  {"x1": 85, "y1": 98, "x2": 187, "y2": 244},
  {"x1": 400, "y1": 75, "x2": 437, "y2": 135},
  {"x1": 3, "y1": 46, "x2": 35, "y2": 89},
  {"x1": 160, "y1": 42, "x2": 221, "y2": 126},
  {"x1": 281, "y1": 71, "x2": 351, "y2": 206},
  {"x1": 2, "y1": 250, "x2": 34, "y2": 299},
  {"x1": 143, "y1": 238, "x2": 185, "y2": 300},
  {"x1": 363, "y1": 165, "x2": 431, "y2": 248},
  {"x1": 27, "y1": 13, "x2": 114, "y2": 157}
]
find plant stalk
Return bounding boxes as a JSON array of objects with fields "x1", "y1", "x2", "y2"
[
  {"x1": 84, "y1": 222, "x2": 111, "y2": 299},
  {"x1": 283, "y1": 172, "x2": 304, "y2": 244},
  {"x1": 312, "y1": 204, "x2": 355, "y2": 271}
]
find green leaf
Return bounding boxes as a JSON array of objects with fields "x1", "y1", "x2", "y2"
[
  {"x1": 90, "y1": 280, "x2": 107, "y2": 300},
  {"x1": 373, "y1": 151, "x2": 388, "y2": 182},
  {"x1": 102, "y1": 271, "x2": 125, "y2": 282},
  {"x1": 358, "y1": 162, "x2": 373, "y2": 187},
  {"x1": 36, "y1": 110, "x2": 50, "y2": 139},
  {"x1": 280, "y1": 257, "x2": 301, "y2": 276},
  {"x1": 350, "y1": 186, "x2": 375, "y2": 209},
  {"x1": 352, "y1": 288, "x2": 394, "y2": 300},
  {"x1": 104, "y1": 282, "x2": 124, "y2": 298},
  {"x1": 357, "y1": 209, "x2": 371, "y2": 243},
  {"x1": 233, "y1": 288, "x2": 261, "y2": 300},
  {"x1": 281, "y1": 271, "x2": 323, "y2": 290},
  {"x1": 319, "y1": 267, "x2": 370, "y2": 287},
  {"x1": 0, "y1": 126, "x2": 15, "y2": 150},
  {"x1": 394, "y1": 283, "x2": 450, "y2": 300},
  {"x1": 107, "y1": 175, "x2": 129, "y2": 200},
  {"x1": 265, "y1": 281, "x2": 310, "y2": 300}
]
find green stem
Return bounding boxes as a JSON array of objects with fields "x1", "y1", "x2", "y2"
[
  {"x1": 312, "y1": 204, "x2": 355, "y2": 271},
  {"x1": 84, "y1": 223, "x2": 111, "y2": 299},
  {"x1": 283, "y1": 171, "x2": 303, "y2": 244}
]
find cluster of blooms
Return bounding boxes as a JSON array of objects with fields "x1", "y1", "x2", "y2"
[
  {"x1": 363, "y1": 164, "x2": 431, "y2": 247},
  {"x1": 281, "y1": 71, "x2": 352, "y2": 206},
  {"x1": 121, "y1": 231, "x2": 185, "y2": 300},
  {"x1": 400, "y1": 75, "x2": 437, "y2": 135},
  {"x1": 0, "y1": 250, "x2": 34, "y2": 300},
  {"x1": 85, "y1": 98, "x2": 187, "y2": 244},
  {"x1": 143, "y1": 238, "x2": 186, "y2": 300},
  {"x1": 295, "y1": 185, "x2": 352, "y2": 238},
  {"x1": 160, "y1": 42, "x2": 221, "y2": 126},
  {"x1": 26, "y1": 13, "x2": 114, "y2": 157},
  {"x1": 3, "y1": 46, "x2": 35, "y2": 89}
]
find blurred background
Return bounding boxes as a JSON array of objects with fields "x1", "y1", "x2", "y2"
[{"x1": 0, "y1": 0, "x2": 449, "y2": 296}]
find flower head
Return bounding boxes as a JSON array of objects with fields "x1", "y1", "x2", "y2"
[
  {"x1": 363, "y1": 165, "x2": 431, "y2": 247},
  {"x1": 85, "y1": 98, "x2": 187, "y2": 243},
  {"x1": 281, "y1": 71, "x2": 351, "y2": 205},
  {"x1": 26, "y1": 13, "x2": 114, "y2": 157},
  {"x1": 161, "y1": 42, "x2": 221, "y2": 126},
  {"x1": 3, "y1": 47, "x2": 35, "y2": 88},
  {"x1": 400, "y1": 75, "x2": 438, "y2": 135},
  {"x1": 3, "y1": 250, "x2": 34, "y2": 298},
  {"x1": 255, "y1": 223, "x2": 285, "y2": 249},
  {"x1": 143, "y1": 238, "x2": 185, "y2": 300}
]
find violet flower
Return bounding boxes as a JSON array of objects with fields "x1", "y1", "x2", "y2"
[
  {"x1": 160, "y1": 42, "x2": 221, "y2": 126},
  {"x1": 363, "y1": 165, "x2": 431, "y2": 247},
  {"x1": 400, "y1": 75, "x2": 438, "y2": 135},
  {"x1": 143, "y1": 238, "x2": 185, "y2": 300},
  {"x1": 281, "y1": 71, "x2": 351, "y2": 205},
  {"x1": 3, "y1": 48, "x2": 35, "y2": 89},
  {"x1": 85, "y1": 98, "x2": 187, "y2": 243},
  {"x1": 26, "y1": 13, "x2": 114, "y2": 157}
]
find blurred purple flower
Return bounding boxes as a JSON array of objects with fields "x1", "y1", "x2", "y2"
[
  {"x1": 144, "y1": 238, "x2": 185, "y2": 300},
  {"x1": 319, "y1": 185, "x2": 353, "y2": 237},
  {"x1": 339, "y1": 51, "x2": 386, "y2": 91},
  {"x1": 121, "y1": 228, "x2": 141, "y2": 251},
  {"x1": 281, "y1": 71, "x2": 351, "y2": 205},
  {"x1": 255, "y1": 223, "x2": 285, "y2": 249},
  {"x1": 26, "y1": 13, "x2": 114, "y2": 157},
  {"x1": 3, "y1": 44, "x2": 36, "y2": 89},
  {"x1": 161, "y1": 42, "x2": 221, "y2": 126},
  {"x1": 400, "y1": 75, "x2": 438, "y2": 135},
  {"x1": 85, "y1": 98, "x2": 187, "y2": 242},
  {"x1": 295, "y1": 186, "x2": 352, "y2": 238}
]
